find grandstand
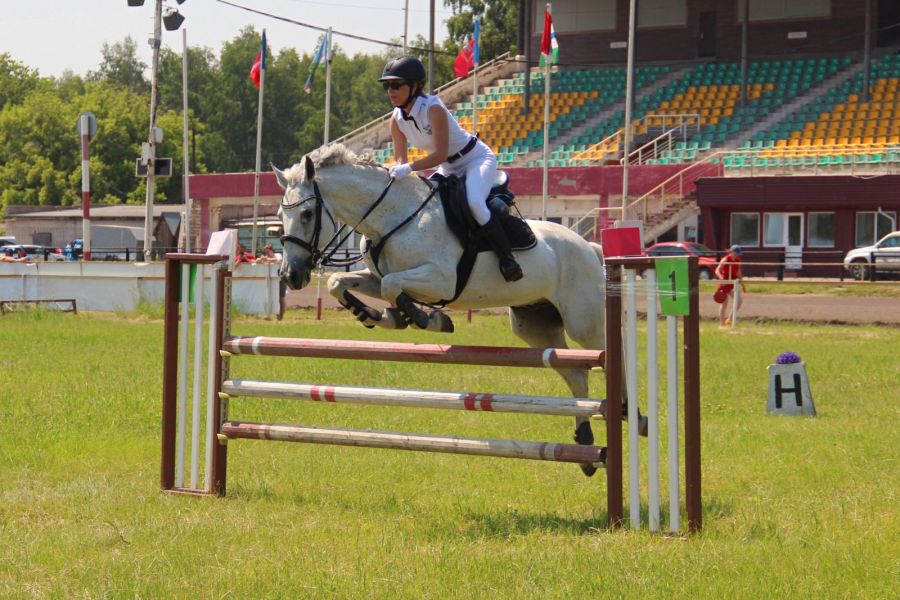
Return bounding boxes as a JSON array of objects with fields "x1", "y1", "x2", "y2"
[{"x1": 197, "y1": 1, "x2": 900, "y2": 278}]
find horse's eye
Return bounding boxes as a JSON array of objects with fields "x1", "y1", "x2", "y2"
[{"x1": 300, "y1": 208, "x2": 313, "y2": 224}]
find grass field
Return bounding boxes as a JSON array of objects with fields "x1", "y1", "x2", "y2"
[{"x1": 1, "y1": 308, "x2": 897, "y2": 598}]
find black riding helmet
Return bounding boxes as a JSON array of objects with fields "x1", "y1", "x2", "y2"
[{"x1": 378, "y1": 56, "x2": 426, "y2": 83}]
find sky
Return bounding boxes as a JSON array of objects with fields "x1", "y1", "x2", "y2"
[{"x1": 0, "y1": 0, "x2": 453, "y2": 78}]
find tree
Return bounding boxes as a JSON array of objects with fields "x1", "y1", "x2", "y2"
[
  {"x1": 0, "y1": 53, "x2": 41, "y2": 109},
  {"x1": 89, "y1": 37, "x2": 148, "y2": 95},
  {"x1": 444, "y1": 0, "x2": 519, "y2": 61}
]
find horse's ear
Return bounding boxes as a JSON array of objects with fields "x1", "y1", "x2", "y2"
[
  {"x1": 304, "y1": 155, "x2": 315, "y2": 182},
  {"x1": 273, "y1": 165, "x2": 288, "y2": 190}
]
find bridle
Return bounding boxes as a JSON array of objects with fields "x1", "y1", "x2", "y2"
[{"x1": 280, "y1": 177, "x2": 398, "y2": 270}]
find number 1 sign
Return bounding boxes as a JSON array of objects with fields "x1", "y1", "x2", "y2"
[{"x1": 655, "y1": 257, "x2": 690, "y2": 316}]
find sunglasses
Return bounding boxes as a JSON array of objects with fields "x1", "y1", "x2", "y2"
[{"x1": 382, "y1": 81, "x2": 408, "y2": 91}]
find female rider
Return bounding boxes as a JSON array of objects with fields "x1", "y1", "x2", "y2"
[{"x1": 380, "y1": 56, "x2": 523, "y2": 282}]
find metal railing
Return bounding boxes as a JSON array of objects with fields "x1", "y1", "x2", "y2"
[
  {"x1": 331, "y1": 52, "x2": 513, "y2": 150},
  {"x1": 570, "y1": 114, "x2": 700, "y2": 165}
]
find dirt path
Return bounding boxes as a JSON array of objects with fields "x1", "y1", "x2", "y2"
[{"x1": 285, "y1": 285, "x2": 899, "y2": 326}]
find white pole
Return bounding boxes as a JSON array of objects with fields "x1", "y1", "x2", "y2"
[
  {"x1": 80, "y1": 114, "x2": 92, "y2": 261},
  {"x1": 646, "y1": 269, "x2": 660, "y2": 532},
  {"x1": 667, "y1": 315, "x2": 681, "y2": 532},
  {"x1": 144, "y1": 0, "x2": 163, "y2": 261},
  {"x1": 403, "y1": 0, "x2": 409, "y2": 51},
  {"x1": 324, "y1": 28, "x2": 333, "y2": 144},
  {"x1": 176, "y1": 263, "x2": 190, "y2": 487},
  {"x1": 190, "y1": 264, "x2": 204, "y2": 489},
  {"x1": 622, "y1": 0, "x2": 637, "y2": 220},
  {"x1": 181, "y1": 28, "x2": 191, "y2": 253},
  {"x1": 204, "y1": 265, "x2": 220, "y2": 492},
  {"x1": 472, "y1": 17, "x2": 480, "y2": 136},
  {"x1": 541, "y1": 5, "x2": 551, "y2": 222},
  {"x1": 732, "y1": 282, "x2": 740, "y2": 326},
  {"x1": 472, "y1": 64, "x2": 479, "y2": 136},
  {"x1": 252, "y1": 29, "x2": 266, "y2": 257},
  {"x1": 624, "y1": 269, "x2": 640, "y2": 529}
]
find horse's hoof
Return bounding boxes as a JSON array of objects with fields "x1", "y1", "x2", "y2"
[
  {"x1": 573, "y1": 421, "x2": 594, "y2": 446},
  {"x1": 579, "y1": 463, "x2": 598, "y2": 477},
  {"x1": 428, "y1": 311, "x2": 455, "y2": 333}
]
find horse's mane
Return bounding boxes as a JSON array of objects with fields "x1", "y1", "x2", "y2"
[{"x1": 282, "y1": 143, "x2": 380, "y2": 185}]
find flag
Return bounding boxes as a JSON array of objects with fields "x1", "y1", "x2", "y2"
[
  {"x1": 304, "y1": 34, "x2": 326, "y2": 95},
  {"x1": 250, "y1": 30, "x2": 266, "y2": 88},
  {"x1": 473, "y1": 18, "x2": 481, "y2": 64},
  {"x1": 539, "y1": 9, "x2": 559, "y2": 67},
  {"x1": 453, "y1": 38, "x2": 474, "y2": 78}
]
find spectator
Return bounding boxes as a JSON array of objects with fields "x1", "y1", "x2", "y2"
[
  {"x1": 256, "y1": 244, "x2": 286, "y2": 320},
  {"x1": 255, "y1": 243, "x2": 281, "y2": 264},
  {"x1": 234, "y1": 244, "x2": 256, "y2": 265},
  {"x1": 1, "y1": 248, "x2": 15, "y2": 262},
  {"x1": 714, "y1": 244, "x2": 747, "y2": 325},
  {"x1": 13, "y1": 246, "x2": 31, "y2": 263}
]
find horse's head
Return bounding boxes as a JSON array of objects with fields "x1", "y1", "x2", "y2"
[{"x1": 274, "y1": 156, "x2": 338, "y2": 290}]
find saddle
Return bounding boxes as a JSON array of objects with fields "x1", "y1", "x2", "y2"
[{"x1": 427, "y1": 171, "x2": 536, "y2": 305}]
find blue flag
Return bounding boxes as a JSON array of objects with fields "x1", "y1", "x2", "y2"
[{"x1": 473, "y1": 18, "x2": 480, "y2": 64}]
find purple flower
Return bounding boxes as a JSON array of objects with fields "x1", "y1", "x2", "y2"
[{"x1": 775, "y1": 351, "x2": 802, "y2": 365}]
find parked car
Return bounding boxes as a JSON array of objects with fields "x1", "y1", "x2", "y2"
[
  {"x1": 643, "y1": 241, "x2": 718, "y2": 279},
  {"x1": 844, "y1": 231, "x2": 900, "y2": 280},
  {"x1": 0, "y1": 244, "x2": 65, "y2": 262}
]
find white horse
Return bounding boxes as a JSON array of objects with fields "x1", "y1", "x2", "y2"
[{"x1": 275, "y1": 144, "x2": 625, "y2": 475}]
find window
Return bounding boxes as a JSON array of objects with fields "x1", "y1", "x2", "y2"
[
  {"x1": 807, "y1": 213, "x2": 835, "y2": 248},
  {"x1": 639, "y1": 0, "x2": 687, "y2": 28},
  {"x1": 763, "y1": 213, "x2": 785, "y2": 247},
  {"x1": 855, "y1": 212, "x2": 897, "y2": 247},
  {"x1": 737, "y1": 0, "x2": 830, "y2": 22},
  {"x1": 731, "y1": 213, "x2": 759, "y2": 247}
]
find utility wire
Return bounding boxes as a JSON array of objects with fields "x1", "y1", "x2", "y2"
[{"x1": 214, "y1": 0, "x2": 459, "y2": 57}]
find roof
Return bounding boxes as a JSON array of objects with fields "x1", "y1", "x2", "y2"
[{"x1": 9, "y1": 204, "x2": 185, "y2": 220}]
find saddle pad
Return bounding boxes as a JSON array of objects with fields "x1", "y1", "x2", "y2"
[{"x1": 439, "y1": 192, "x2": 537, "y2": 252}]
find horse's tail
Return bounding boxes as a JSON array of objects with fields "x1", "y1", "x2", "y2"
[{"x1": 589, "y1": 241, "x2": 604, "y2": 267}]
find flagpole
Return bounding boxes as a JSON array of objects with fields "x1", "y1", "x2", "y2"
[
  {"x1": 472, "y1": 18, "x2": 480, "y2": 136},
  {"x1": 541, "y1": 3, "x2": 552, "y2": 222},
  {"x1": 252, "y1": 29, "x2": 266, "y2": 257},
  {"x1": 324, "y1": 28, "x2": 333, "y2": 144},
  {"x1": 622, "y1": 0, "x2": 637, "y2": 223},
  {"x1": 181, "y1": 28, "x2": 191, "y2": 253}
]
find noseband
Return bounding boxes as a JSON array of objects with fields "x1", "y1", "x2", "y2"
[
  {"x1": 279, "y1": 180, "x2": 334, "y2": 269},
  {"x1": 280, "y1": 176, "x2": 397, "y2": 270}
]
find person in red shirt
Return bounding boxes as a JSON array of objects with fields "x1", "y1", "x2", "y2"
[
  {"x1": 715, "y1": 244, "x2": 747, "y2": 325},
  {"x1": 234, "y1": 243, "x2": 256, "y2": 265}
]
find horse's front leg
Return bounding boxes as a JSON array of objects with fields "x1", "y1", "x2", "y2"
[
  {"x1": 381, "y1": 264, "x2": 456, "y2": 333},
  {"x1": 327, "y1": 270, "x2": 409, "y2": 329}
]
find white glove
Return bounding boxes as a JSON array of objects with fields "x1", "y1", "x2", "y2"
[{"x1": 389, "y1": 163, "x2": 413, "y2": 179}]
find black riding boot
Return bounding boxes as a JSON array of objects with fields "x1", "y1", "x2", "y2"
[{"x1": 478, "y1": 215, "x2": 523, "y2": 282}]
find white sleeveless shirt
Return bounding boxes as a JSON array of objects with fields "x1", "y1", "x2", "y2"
[{"x1": 392, "y1": 95, "x2": 473, "y2": 157}]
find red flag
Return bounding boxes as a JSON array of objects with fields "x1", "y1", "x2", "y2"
[
  {"x1": 540, "y1": 9, "x2": 553, "y2": 56},
  {"x1": 249, "y1": 31, "x2": 267, "y2": 88},
  {"x1": 250, "y1": 51, "x2": 262, "y2": 88},
  {"x1": 453, "y1": 38, "x2": 474, "y2": 78}
]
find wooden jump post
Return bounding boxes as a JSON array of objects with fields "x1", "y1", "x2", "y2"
[{"x1": 160, "y1": 253, "x2": 700, "y2": 533}]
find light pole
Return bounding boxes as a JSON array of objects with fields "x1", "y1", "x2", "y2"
[
  {"x1": 129, "y1": 0, "x2": 186, "y2": 261},
  {"x1": 144, "y1": 0, "x2": 163, "y2": 261}
]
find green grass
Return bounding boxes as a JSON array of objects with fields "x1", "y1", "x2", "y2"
[{"x1": 1, "y1": 309, "x2": 897, "y2": 598}]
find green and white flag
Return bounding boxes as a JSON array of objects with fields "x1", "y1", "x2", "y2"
[{"x1": 539, "y1": 8, "x2": 559, "y2": 67}]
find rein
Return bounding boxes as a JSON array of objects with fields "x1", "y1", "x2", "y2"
[{"x1": 280, "y1": 172, "x2": 408, "y2": 268}]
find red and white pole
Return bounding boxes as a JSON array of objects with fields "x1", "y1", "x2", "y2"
[{"x1": 80, "y1": 114, "x2": 92, "y2": 261}]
